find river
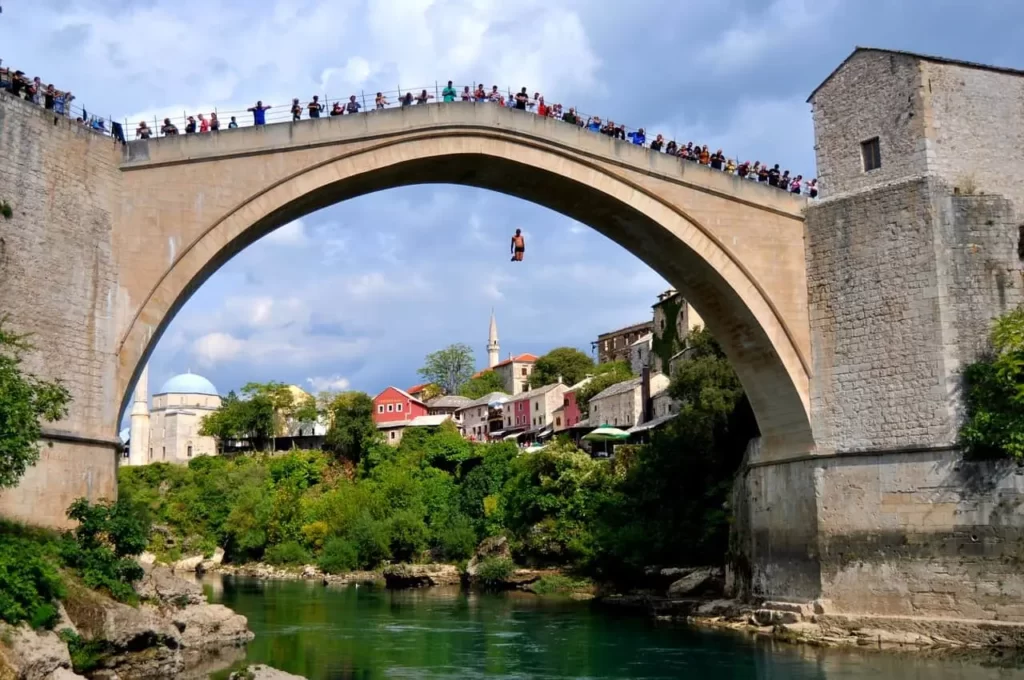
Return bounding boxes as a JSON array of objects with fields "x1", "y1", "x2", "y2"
[{"x1": 204, "y1": 577, "x2": 1024, "y2": 679}]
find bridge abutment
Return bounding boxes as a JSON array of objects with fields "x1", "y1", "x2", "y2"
[
  {"x1": 0, "y1": 92, "x2": 123, "y2": 527},
  {"x1": 733, "y1": 172, "x2": 1024, "y2": 618}
]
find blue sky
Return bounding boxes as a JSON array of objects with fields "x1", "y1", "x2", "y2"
[{"x1": 4, "y1": 0, "x2": 1024, "y2": 407}]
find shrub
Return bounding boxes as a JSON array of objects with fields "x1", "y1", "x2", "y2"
[
  {"x1": 432, "y1": 514, "x2": 477, "y2": 561},
  {"x1": 960, "y1": 307, "x2": 1024, "y2": 459},
  {"x1": 263, "y1": 541, "x2": 311, "y2": 566},
  {"x1": 475, "y1": 556, "x2": 515, "y2": 588},
  {"x1": 348, "y1": 514, "x2": 391, "y2": 569},
  {"x1": 318, "y1": 537, "x2": 359, "y2": 574},
  {"x1": 387, "y1": 510, "x2": 429, "y2": 563},
  {"x1": 58, "y1": 629, "x2": 111, "y2": 673},
  {"x1": 59, "y1": 498, "x2": 149, "y2": 603},
  {"x1": 530, "y1": 574, "x2": 592, "y2": 595},
  {"x1": 0, "y1": 534, "x2": 65, "y2": 628}
]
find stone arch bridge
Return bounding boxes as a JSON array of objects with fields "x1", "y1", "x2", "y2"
[{"x1": 3, "y1": 52, "x2": 1021, "y2": 619}]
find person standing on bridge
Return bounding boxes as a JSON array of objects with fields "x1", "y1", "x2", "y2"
[
  {"x1": 514, "y1": 88, "x2": 529, "y2": 110},
  {"x1": 290, "y1": 98, "x2": 302, "y2": 122},
  {"x1": 308, "y1": 96, "x2": 324, "y2": 119},
  {"x1": 228, "y1": 116, "x2": 239, "y2": 129},
  {"x1": 346, "y1": 95, "x2": 361, "y2": 114},
  {"x1": 442, "y1": 81, "x2": 457, "y2": 102},
  {"x1": 249, "y1": 101, "x2": 272, "y2": 126},
  {"x1": 510, "y1": 229, "x2": 525, "y2": 262}
]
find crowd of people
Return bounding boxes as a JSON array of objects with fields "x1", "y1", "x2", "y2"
[
  {"x1": 119, "y1": 78, "x2": 815, "y2": 197},
  {"x1": 0, "y1": 63, "x2": 116, "y2": 135}
]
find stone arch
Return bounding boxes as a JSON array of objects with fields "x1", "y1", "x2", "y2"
[{"x1": 117, "y1": 130, "x2": 814, "y2": 456}]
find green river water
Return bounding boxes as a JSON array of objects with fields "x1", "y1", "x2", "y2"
[{"x1": 205, "y1": 577, "x2": 1024, "y2": 679}]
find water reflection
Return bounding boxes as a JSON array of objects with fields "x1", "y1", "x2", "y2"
[{"x1": 203, "y1": 575, "x2": 1024, "y2": 679}]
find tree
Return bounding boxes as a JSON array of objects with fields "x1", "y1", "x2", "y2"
[
  {"x1": 530, "y1": 347, "x2": 594, "y2": 388},
  {"x1": 960, "y1": 306, "x2": 1024, "y2": 459},
  {"x1": 459, "y1": 370, "x2": 505, "y2": 399},
  {"x1": 0, "y1": 316, "x2": 72, "y2": 489},
  {"x1": 575, "y1": 360, "x2": 633, "y2": 419},
  {"x1": 418, "y1": 344, "x2": 476, "y2": 395},
  {"x1": 242, "y1": 381, "x2": 296, "y2": 438},
  {"x1": 200, "y1": 390, "x2": 276, "y2": 451},
  {"x1": 323, "y1": 392, "x2": 377, "y2": 463}
]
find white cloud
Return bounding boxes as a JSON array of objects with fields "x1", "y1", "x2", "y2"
[
  {"x1": 306, "y1": 375, "x2": 352, "y2": 392},
  {"x1": 193, "y1": 332, "x2": 245, "y2": 365},
  {"x1": 264, "y1": 219, "x2": 310, "y2": 246}
]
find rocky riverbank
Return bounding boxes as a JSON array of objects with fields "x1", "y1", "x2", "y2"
[
  {"x1": 599, "y1": 567, "x2": 1024, "y2": 652},
  {"x1": 0, "y1": 563, "x2": 254, "y2": 679}
]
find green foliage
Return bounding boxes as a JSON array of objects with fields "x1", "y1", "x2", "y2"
[
  {"x1": 120, "y1": 333, "x2": 754, "y2": 585},
  {"x1": 0, "y1": 525, "x2": 65, "y2": 628},
  {"x1": 530, "y1": 348, "x2": 594, "y2": 388},
  {"x1": 318, "y1": 537, "x2": 359, "y2": 574},
  {"x1": 60, "y1": 498, "x2": 150, "y2": 603},
  {"x1": 323, "y1": 391, "x2": 377, "y2": 462},
  {"x1": 0, "y1": 200, "x2": 12, "y2": 219},
  {"x1": 432, "y1": 513, "x2": 477, "y2": 561},
  {"x1": 591, "y1": 328, "x2": 756, "y2": 579},
  {"x1": 475, "y1": 556, "x2": 515, "y2": 587},
  {"x1": 960, "y1": 307, "x2": 1024, "y2": 459},
  {"x1": 264, "y1": 540, "x2": 312, "y2": 566},
  {"x1": 200, "y1": 390, "x2": 276, "y2": 450},
  {"x1": 651, "y1": 296, "x2": 684, "y2": 371},
  {"x1": 575, "y1": 361, "x2": 633, "y2": 419},
  {"x1": 530, "y1": 574, "x2": 592, "y2": 595},
  {"x1": 459, "y1": 369, "x2": 505, "y2": 399},
  {"x1": 419, "y1": 343, "x2": 477, "y2": 395},
  {"x1": 59, "y1": 629, "x2": 111, "y2": 673},
  {"x1": 0, "y1": 315, "x2": 73, "y2": 489}
]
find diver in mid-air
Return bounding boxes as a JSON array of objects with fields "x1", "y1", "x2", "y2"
[{"x1": 510, "y1": 229, "x2": 525, "y2": 262}]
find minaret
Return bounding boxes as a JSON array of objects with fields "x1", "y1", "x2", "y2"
[
  {"x1": 128, "y1": 364, "x2": 151, "y2": 466},
  {"x1": 487, "y1": 310, "x2": 500, "y2": 368}
]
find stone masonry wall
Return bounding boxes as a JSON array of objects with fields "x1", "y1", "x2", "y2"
[
  {"x1": 922, "y1": 60, "x2": 1024, "y2": 216},
  {"x1": 811, "y1": 50, "x2": 927, "y2": 198},
  {"x1": 806, "y1": 177, "x2": 952, "y2": 452},
  {"x1": 0, "y1": 92, "x2": 123, "y2": 526},
  {"x1": 806, "y1": 177, "x2": 1023, "y2": 453},
  {"x1": 817, "y1": 449, "x2": 1024, "y2": 622}
]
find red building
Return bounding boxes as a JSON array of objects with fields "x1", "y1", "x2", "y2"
[
  {"x1": 372, "y1": 386, "x2": 428, "y2": 425},
  {"x1": 562, "y1": 390, "x2": 584, "y2": 428}
]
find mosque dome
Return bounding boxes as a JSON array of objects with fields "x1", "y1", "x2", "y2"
[{"x1": 157, "y1": 372, "x2": 219, "y2": 396}]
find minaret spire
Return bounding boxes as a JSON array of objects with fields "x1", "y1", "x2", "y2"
[
  {"x1": 487, "y1": 309, "x2": 500, "y2": 369},
  {"x1": 128, "y1": 363, "x2": 151, "y2": 466}
]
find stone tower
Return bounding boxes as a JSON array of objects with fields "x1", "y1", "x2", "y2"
[
  {"x1": 487, "y1": 310, "x2": 500, "y2": 368},
  {"x1": 128, "y1": 363, "x2": 151, "y2": 466}
]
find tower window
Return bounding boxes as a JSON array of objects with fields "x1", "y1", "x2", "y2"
[
  {"x1": 861, "y1": 137, "x2": 881, "y2": 172},
  {"x1": 187, "y1": 445, "x2": 193, "y2": 458}
]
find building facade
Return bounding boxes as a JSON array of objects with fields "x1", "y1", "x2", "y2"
[
  {"x1": 372, "y1": 386, "x2": 428, "y2": 426},
  {"x1": 491, "y1": 353, "x2": 538, "y2": 395},
  {"x1": 629, "y1": 333, "x2": 653, "y2": 375},
  {"x1": 809, "y1": 47, "x2": 1024, "y2": 210},
  {"x1": 377, "y1": 414, "x2": 452, "y2": 445},
  {"x1": 588, "y1": 373, "x2": 670, "y2": 429},
  {"x1": 651, "y1": 289, "x2": 703, "y2": 374},
  {"x1": 456, "y1": 392, "x2": 509, "y2": 441},
  {"x1": 594, "y1": 321, "x2": 654, "y2": 365},
  {"x1": 125, "y1": 369, "x2": 222, "y2": 465},
  {"x1": 427, "y1": 395, "x2": 473, "y2": 429},
  {"x1": 527, "y1": 383, "x2": 569, "y2": 432}
]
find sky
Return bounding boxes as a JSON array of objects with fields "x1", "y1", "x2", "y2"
[{"x1": 4, "y1": 0, "x2": 1024, "y2": 413}]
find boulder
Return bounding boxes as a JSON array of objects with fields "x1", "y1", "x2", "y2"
[
  {"x1": 173, "y1": 554, "x2": 205, "y2": 573},
  {"x1": 230, "y1": 664, "x2": 307, "y2": 679},
  {"x1": 666, "y1": 567, "x2": 723, "y2": 598},
  {"x1": 172, "y1": 604, "x2": 254, "y2": 650},
  {"x1": 0, "y1": 624, "x2": 74, "y2": 680},
  {"x1": 382, "y1": 564, "x2": 461, "y2": 588},
  {"x1": 198, "y1": 547, "x2": 226, "y2": 574},
  {"x1": 137, "y1": 564, "x2": 205, "y2": 607},
  {"x1": 50, "y1": 668, "x2": 87, "y2": 679},
  {"x1": 138, "y1": 551, "x2": 157, "y2": 567},
  {"x1": 465, "y1": 536, "x2": 512, "y2": 577}
]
